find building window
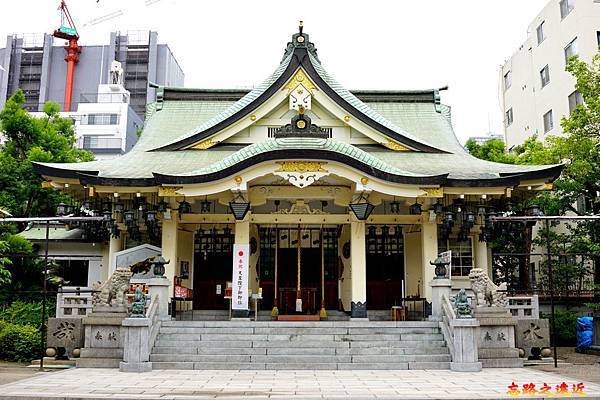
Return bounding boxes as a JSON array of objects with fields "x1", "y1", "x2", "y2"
[
  {"x1": 438, "y1": 237, "x2": 473, "y2": 277},
  {"x1": 503, "y1": 71, "x2": 512, "y2": 90},
  {"x1": 540, "y1": 65, "x2": 550, "y2": 88},
  {"x1": 82, "y1": 136, "x2": 99, "y2": 148},
  {"x1": 81, "y1": 113, "x2": 119, "y2": 125},
  {"x1": 505, "y1": 108, "x2": 514, "y2": 127},
  {"x1": 564, "y1": 38, "x2": 578, "y2": 64},
  {"x1": 568, "y1": 90, "x2": 584, "y2": 114},
  {"x1": 543, "y1": 110, "x2": 554, "y2": 133},
  {"x1": 536, "y1": 22, "x2": 546, "y2": 45},
  {"x1": 560, "y1": 0, "x2": 574, "y2": 19}
]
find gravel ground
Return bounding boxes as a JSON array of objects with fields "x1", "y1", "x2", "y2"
[{"x1": 528, "y1": 347, "x2": 600, "y2": 384}]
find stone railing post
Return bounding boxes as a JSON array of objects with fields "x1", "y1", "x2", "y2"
[
  {"x1": 450, "y1": 318, "x2": 482, "y2": 372},
  {"x1": 147, "y1": 278, "x2": 171, "y2": 320},
  {"x1": 120, "y1": 318, "x2": 152, "y2": 372},
  {"x1": 429, "y1": 278, "x2": 452, "y2": 322}
]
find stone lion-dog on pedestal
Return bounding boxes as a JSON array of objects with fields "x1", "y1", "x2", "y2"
[
  {"x1": 468, "y1": 267, "x2": 507, "y2": 308},
  {"x1": 92, "y1": 267, "x2": 133, "y2": 307}
]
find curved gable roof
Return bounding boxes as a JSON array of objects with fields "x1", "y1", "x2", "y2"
[{"x1": 152, "y1": 30, "x2": 446, "y2": 153}]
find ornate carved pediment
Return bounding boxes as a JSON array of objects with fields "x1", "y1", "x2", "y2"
[
  {"x1": 274, "y1": 161, "x2": 329, "y2": 188},
  {"x1": 274, "y1": 200, "x2": 326, "y2": 214},
  {"x1": 274, "y1": 113, "x2": 329, "y2": 139}
]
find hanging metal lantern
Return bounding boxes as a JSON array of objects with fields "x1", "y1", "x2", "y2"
[
  {"x1": 114, "y1": 202, "x2": 125, "y2": 213},
  {"x1": 349, "y1": 202, "x2": 375, "y2": 220},
  {"x1": 408, "y1": 201, "x2": 422, "y2": 215},
  {"x1": 433, "y1": 201, "x2": 444, "y2": 214},
  {"x1": 465, "y1": 211, "x2": 476, "y2": 225},
  {"x1": 527, "y1": 204, "x2": 542, "y2": 216},
  {"x1": 145, "y1": 210, "x2": 157, "y2": 224},
  {"x1": 395, "y1": 225, "x2": 402, "y2": 238},
  {"x1": 444, "y1": 211, "x2": 455, "y2": 223},
  {"x1": 82, "y1": 200, "x2": 93, "y2": 211},
  {"x1": 56, "y1": 202, "x2": 68, "y2": 216},
  {"x1": 389, "y1": 199, "x2": 400, "y2": 214},
  {"x1": 223, "y1": 226, "x2": 232, "y2": 237},
  {"x1": 123, "y1": 210, "x2": 136, "y2": 225},
  {"x1": 229, "y1": 201, "x2": 250, "y2": 220},
  {"x1": 505, "y1": 200, "x2": 514, "y2": 212},
  {"x1": 178, "y1": 200, "x2": 192, "y2": 214},
  {"x1": 156, "y1": 200, "x2": 168, "y2": 212},
  {"x1": 200, "y1": 197, "x2": 211, "y2": 213},
  {"x1": 101, "y1": 200, "x2": 112, "y2": 212},
  {"x1": 102, "y1": 210, "x2": 112, "y2": 222}
]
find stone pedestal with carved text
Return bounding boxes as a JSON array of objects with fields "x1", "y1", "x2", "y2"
[
  {"x1": 76, "y1": 306, "x2": 126, "y2": 368},
  {"x1": 474, "y1": 307, "x2": 522, "y2": 368}
]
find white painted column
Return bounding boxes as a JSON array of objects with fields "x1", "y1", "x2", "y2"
[
  {"x1": 161, "y1": 210, "x2": 179, "y2": 297},
  {"x1": 350, "y1": 220, "x2": 367, "y2": 319},
  {"x1": 420, "y1": 212, "x2": 438, "y2": 301},
  {"x1": 108, "y1": 233, "x2": 123, "y2": 276}
]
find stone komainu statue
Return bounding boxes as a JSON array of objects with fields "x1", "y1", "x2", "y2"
[
  {"x1": 468, "y1": 267, "x2": 507, "y2": 308},
  {"x1": 92, "y1": 267, "x2": 133, "y2": 307}
]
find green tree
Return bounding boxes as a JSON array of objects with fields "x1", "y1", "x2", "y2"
[
  {"x1": 465, "y1": 138, "x2": 516, "y2": 164},
  {"x1": 0, "y1": 90, "x2": 93, "y2": 288},
  {"x1": 0, "y1": 90, "x2": 93, "y2": 218}
]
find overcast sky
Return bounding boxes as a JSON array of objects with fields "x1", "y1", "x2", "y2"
[{"x1": 0, "y1": 0, "x2": 548, "y2": 143}]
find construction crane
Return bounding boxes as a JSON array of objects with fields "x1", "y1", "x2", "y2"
[{"x1": 53, "y1": 1, "x2": 81, "y2": 112}]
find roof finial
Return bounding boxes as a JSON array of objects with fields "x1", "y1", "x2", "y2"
[{"x1": 299, "y1": 20, "x2": 304, "y2": 35}]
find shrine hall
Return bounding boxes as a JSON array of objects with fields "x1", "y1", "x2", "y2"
[{"x1": 34, "y1": 24, "x2": 561, "y2": 320}]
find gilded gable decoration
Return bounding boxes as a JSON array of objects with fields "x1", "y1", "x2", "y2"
[
  {"x1": 284, "y1": 69, "x2": 317, "y2": 94},
  {"x1": 274, "y1": 161, "x2": 329, "y2": 188},
  {"x1": 191, "y1": 139, "x2": 218, "y2": 150},
  {"x1": 383, "y1": 141, "x2": 411, "y2": 152},
  {"x1": 420, "y1": 187, "x2": 444, "y2": 198},
  {"x1": 289, "y1": 83, "x2": 311, "y2": 111},
  {"x1": 158, "y1": 186, "x2": 182, "y2": 197}
]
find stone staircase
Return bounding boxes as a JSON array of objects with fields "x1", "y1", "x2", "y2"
[{"x1": 150, "y1": 320, "x2": 451, "y2": 370}]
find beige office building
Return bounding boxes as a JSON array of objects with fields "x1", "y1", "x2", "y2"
[{"x1": 500, "y1": 0, "x2": 600, "y2": 150}]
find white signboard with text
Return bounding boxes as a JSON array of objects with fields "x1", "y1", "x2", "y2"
[{"x1": 232, "y1": 244, "x2": 249, "y2": 310}]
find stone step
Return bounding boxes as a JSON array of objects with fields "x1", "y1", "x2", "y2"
[
  {"x1": 150, "y1": 361, "x2": 451, "y2": 370},
  {"x1": 153, "y1": 339, "x2": 446, "y2": 349},
  {"x1": 158, "y1": 326, "x2": 439, "y2": 335},
  {"x1": 150, "y1": 353, "x2": 450, "y2": 364},
  {"x1": 156, "y1": 332, "x2": 443, "y2": 342},
  {"x1": 155, "y1": 339, "x2": 254, "y2": 348},
  {"x1": 160, "y1": 320, "x2": 439, "y2": 328},
  {"x1": 152, "y1": 346, "x2": 268, "y2": 355},
  {"x1": 152, "y1": 343, "x2": 448, "y2": 356},
  {"x1": 150, "y1": 354, "x2": 354, "y2": 363}
]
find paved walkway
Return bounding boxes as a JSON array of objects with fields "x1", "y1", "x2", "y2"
[{"x1": 1, "y1": 368, "x2": 599, "y2": 399}]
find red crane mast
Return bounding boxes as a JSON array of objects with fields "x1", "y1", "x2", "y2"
[{"x1": 53, "y1": 1, "x2": 81, "y2": 112}]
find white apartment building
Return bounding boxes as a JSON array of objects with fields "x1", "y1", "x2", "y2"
[
  {"x1": 30, "y1": 64, "x2": 143, "y2": 159},
  {"x1": 500, "y1": 0, "x2": 600, "y2": 150}
]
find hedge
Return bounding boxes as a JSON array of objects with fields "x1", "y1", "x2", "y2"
[{"x1": 0, "y1": 322, "x2": 41, "y2": 362}]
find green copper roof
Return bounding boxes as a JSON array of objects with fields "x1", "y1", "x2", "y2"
[
  {"x1": 175, "y1": 138, "x2": 425, "y2": 178},
  {"x1": 306, "y1": 52, "x2": 440, "y2": 151},
  {"x1": 155, "y1": 52, "x2": 294, "y2": 150}
]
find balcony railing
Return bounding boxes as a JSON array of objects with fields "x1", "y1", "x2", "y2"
[
  {"x1": 77, "y1": 136, "x2": 123, "y2": 151},
  {"x1": 79, "y1": 93, "x2": 129, "y2": 104}
]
